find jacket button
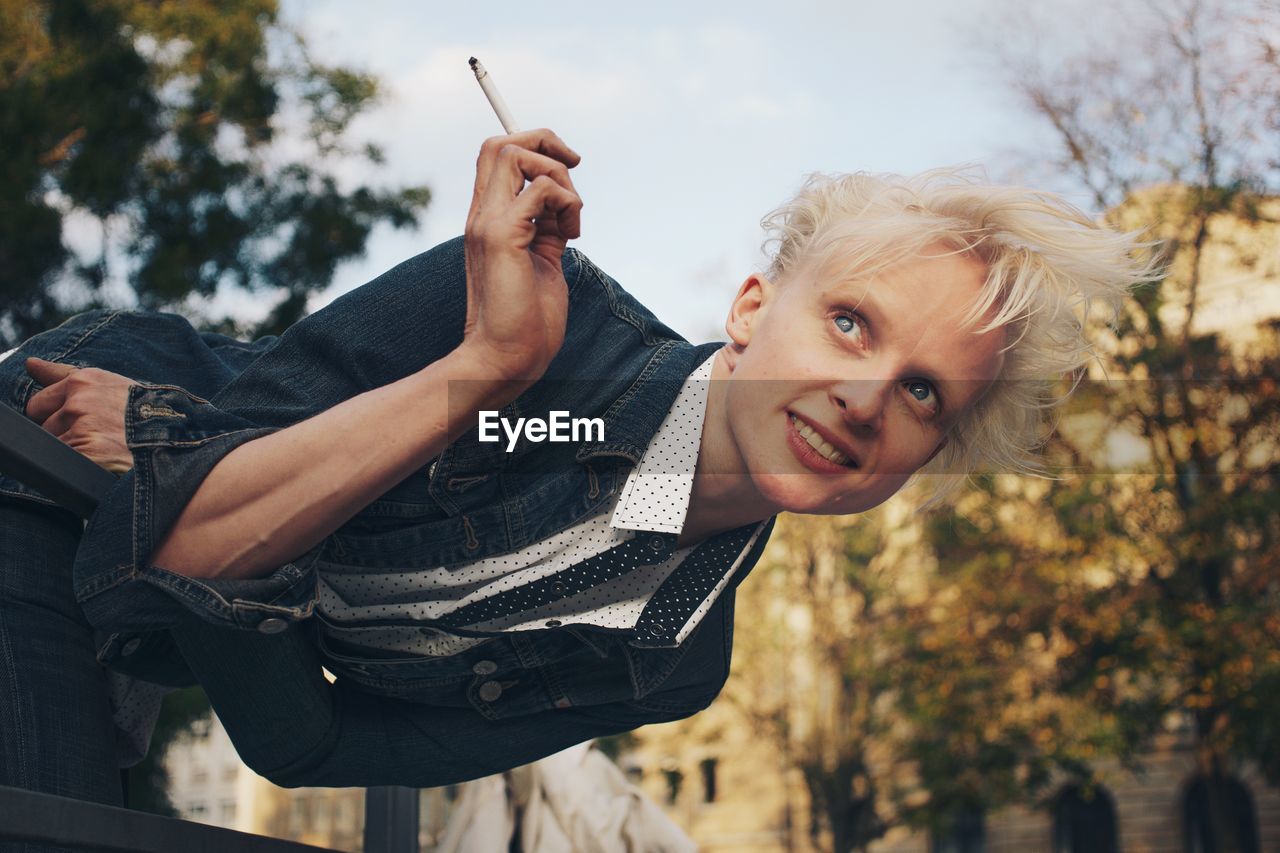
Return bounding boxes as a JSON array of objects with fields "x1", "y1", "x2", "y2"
[
  {"x1": 649, "y1": 536, "x2": 665, "y2": 551},
  {"x1": 478, "y1": 681, "x2": 503, "y2": 702},
  {"x1": 545, "y1": 620, "x2": 562, "y2": 628},
  {"x1": 552, "y1": 580, "x2": 568, "y2": 595},
  {"x1": 258, "y1": 618, "x2": 288, "y2": 634},
  {"x1": 648, "y1": 624, "x2": 665, "y2": 637},
  {"x1": 472, "y1": 660, "x2": 498, "y2": 676},
  {"x1": 121, "y1": 638, "x2": 142, "y2": 656}
]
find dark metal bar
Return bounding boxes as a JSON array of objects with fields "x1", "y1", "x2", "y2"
[
  {"x1": 0, "y1": 402, "x2": 117, "y2": 518},
  {"x1": 0, "y1": 785, "x2": 346, "y2": 853},
  {"x1": 363, "y1": 787, "x2": 420, "y2": 853}
]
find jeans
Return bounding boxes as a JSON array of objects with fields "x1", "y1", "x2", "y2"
[{"x1": 0, "y1": 499, "x2": 123, "y2": 851}]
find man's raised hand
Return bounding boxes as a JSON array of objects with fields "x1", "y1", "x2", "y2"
[{"x1": 460, "y1": 128, "x2": 584, "y2": 392}]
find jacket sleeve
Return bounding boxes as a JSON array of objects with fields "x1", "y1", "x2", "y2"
[
  {"x1": 167, "y1": 614, "x2": 696, "y2": 789},
  {"x1": 73, "y1": 238, "x2": 601, "y2": 634},
  {"x1": 72, "y1": 238, "x2": 477, "y2": 633}
]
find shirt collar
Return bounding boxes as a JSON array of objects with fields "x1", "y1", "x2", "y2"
[{"x1": 609, "y1": 350, "x2": 717, "y2": 534}]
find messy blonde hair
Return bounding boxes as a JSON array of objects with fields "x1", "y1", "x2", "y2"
[{"x1": 759, "y1": 166, "x2": 1162, "y2": 508}]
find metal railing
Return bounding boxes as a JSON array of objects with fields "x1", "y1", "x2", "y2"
[{"x1": 0, "y1": 403, "x2": 420, "y2": 852}]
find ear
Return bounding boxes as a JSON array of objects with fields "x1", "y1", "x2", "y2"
[{"x1": 723, "y1": 273, "x2": 774, "y2": 348}]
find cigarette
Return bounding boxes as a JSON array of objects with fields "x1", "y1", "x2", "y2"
[{"x1": 469, "y1": 57, "x2": 520, "y2": 134}]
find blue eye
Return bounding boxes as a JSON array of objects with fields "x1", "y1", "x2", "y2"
[
  {"x1": 905, "y1": 380, "x2": 937, "y2": 405},
  {"x1": 833, "y1": 313, "x2": 862, "y2": 339}
]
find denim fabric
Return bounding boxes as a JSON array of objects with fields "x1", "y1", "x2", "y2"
[
  {"x1": 0, "y1": 501, "x2": 123, "y2": 810},
  {"x1": 0, "y1": 237, "x2": 777, "y2": 786}
]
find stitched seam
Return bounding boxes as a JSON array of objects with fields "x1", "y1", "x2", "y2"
[
  {"x1": 11, "y1": 309, "x2": 127, "y2": 412},
  {"x1": 597, "y1": 338, "x2": 675, "y2": 428},
  {"x1": 56, "y1": 309, "x2": 127, "y2": 363},
  {"x1": 0, "y1": 606, "x2": 30, "y2": 786},
  {"x1": 581, "y1": 261, "x2": 660, "y2": 344}
]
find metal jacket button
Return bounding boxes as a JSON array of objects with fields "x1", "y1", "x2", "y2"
[
  {"x1": 649, "y1": 536, "x2": 665, "y2": 551},
  {"x1": 472, "y1": 660, "x2": 498, "y2": 676},
  {"x1": 121, "y1": 638, "x2": 142, "y2": 656},
  {"x1": 257, "y1": 618, "x2": 288, "y2": 634},
  {"x1": 478, "y1": 681, "x2": 503, "y2": 702}
]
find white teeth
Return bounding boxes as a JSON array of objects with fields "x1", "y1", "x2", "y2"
[{"x1": 790, "y1": 414, "x2": 852, "y2": 466}]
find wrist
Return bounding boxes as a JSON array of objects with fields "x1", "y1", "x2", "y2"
[
  {"x1": 450, "y1": 340, "x2": 545, "y2": 397},
  {"x1": 446, "y1": 343, "x2": 543, "y2": 407}
]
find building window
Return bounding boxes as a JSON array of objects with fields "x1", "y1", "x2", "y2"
[
  {"x1": 220, "y1": 800, "x2": 237, "y2": 823},
  {"x1": 700, "y1": 758, "x2": 718, "y2": 803},
  {"x1": 191, "y1": 765, "x2": 208, "y2": 784},
  {"x1": 930, "y1": 805, "x2": 985, "y2": 853},
  {"x1": 662, "y1": 768, "x2": 684, "y2": 805},
  {"x1": 1053, "y1": 784, "x2": 1118, "y2": 853},
  {"x1": 1183, "y1": 774, "x2": 1259, "y2": 853},
  {"x1": 188, "y1": 802, "x2": 207, "y2": 818}
]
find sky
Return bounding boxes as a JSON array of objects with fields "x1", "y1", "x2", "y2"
[{"x1": 229, "y1": 0, "x2": 1080, "y2": 342}]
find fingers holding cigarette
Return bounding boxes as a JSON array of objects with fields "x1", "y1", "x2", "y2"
[
  {"x1": 514, "y1": 175, "x2": 583, "y2": 242},
  {"x1": 473, "y1": 130, "x2": 580, "y2": 197},
  {"x1": 469, "y1": 147, "x2": 583, "y2": 242}
]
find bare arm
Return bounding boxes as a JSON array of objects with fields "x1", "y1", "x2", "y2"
[{"x1": 149, "y1": 347, "x2": 510, "y2": 578}]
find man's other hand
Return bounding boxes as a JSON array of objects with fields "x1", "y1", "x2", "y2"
[{"x1": 23, "y1": 357, "x2": 136, "y2": 474}]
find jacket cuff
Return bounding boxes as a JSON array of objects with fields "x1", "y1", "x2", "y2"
[{"x1": 74, "y1": 384, "x2": 322, "y2": 634}]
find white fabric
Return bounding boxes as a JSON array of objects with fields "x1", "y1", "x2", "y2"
[{"x1": 437, "y1": 741, "x2": 696, "y2": 853}]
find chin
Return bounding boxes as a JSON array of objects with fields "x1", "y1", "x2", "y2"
[
  {"x1": 751, "y1": 471, "x2": 901, "y2": 517},
  {"x1": 750, "y1": 472, "x2": 857, "y2": 515}
]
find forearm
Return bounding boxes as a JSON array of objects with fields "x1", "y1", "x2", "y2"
[{"x1": 151, "y1": 347, "x2": 513, "y2": 579}]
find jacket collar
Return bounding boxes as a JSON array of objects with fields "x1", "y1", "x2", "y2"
[{"x1": 573, "y1": 340, "x2": 724, "y2": 465}]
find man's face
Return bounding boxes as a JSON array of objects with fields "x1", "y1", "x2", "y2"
[{"x1": 712, "y1": 243, "x2": 1007, "y2": 516}]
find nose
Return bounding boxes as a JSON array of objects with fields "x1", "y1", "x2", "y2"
[{"x1": 831, "y1": 377, "x2": 893, "y2": 434}]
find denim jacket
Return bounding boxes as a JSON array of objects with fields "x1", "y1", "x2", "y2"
[{"x1": 1, "y1": 237, "x2": 777, "y2": 786}]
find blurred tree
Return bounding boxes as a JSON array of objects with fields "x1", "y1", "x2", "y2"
[
  {"x1": 727, "y1": 512, "x2": 897, "y2": 853},
  {"x1": 983, "y1": 0, "x2": 1280, "y2": 849},
  {"x1": 727, "y1": 508, "x2": 1117, "y2": 852},
  {"x1": 0, "y1": 0, "x2": 431, "y2": 347},
  {"x1": 722, "y1": 6, "x2": 1280, "y2": 850}
]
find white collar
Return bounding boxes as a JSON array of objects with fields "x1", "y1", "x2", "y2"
[{"x1": 609, "y1": 351, "x2": 717, "y2": 535}]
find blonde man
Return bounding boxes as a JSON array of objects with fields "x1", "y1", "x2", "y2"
[{"x1": 2, "y1": 130, "x2": 1154, "y2": 801}]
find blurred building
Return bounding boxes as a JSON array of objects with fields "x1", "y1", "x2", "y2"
[
  {"x1": 163, "y1": 714, "x2": 254, "y2": 832},
  {"x1": 625, "y1": 714, "x2": 1280, "y2": 852}
]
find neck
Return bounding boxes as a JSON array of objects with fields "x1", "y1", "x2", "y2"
[{"x1": 675, "y1": 347, "x2": 779, "y2": 549}]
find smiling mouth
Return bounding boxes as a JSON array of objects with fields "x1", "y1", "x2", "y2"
[{"x1": 787, "y1": 412, "x2": 858, "y2": 469}]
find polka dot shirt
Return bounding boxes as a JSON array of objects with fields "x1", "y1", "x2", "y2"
[{"x1": 318, "y1": 353, "x2": 770, "y2": 656}]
